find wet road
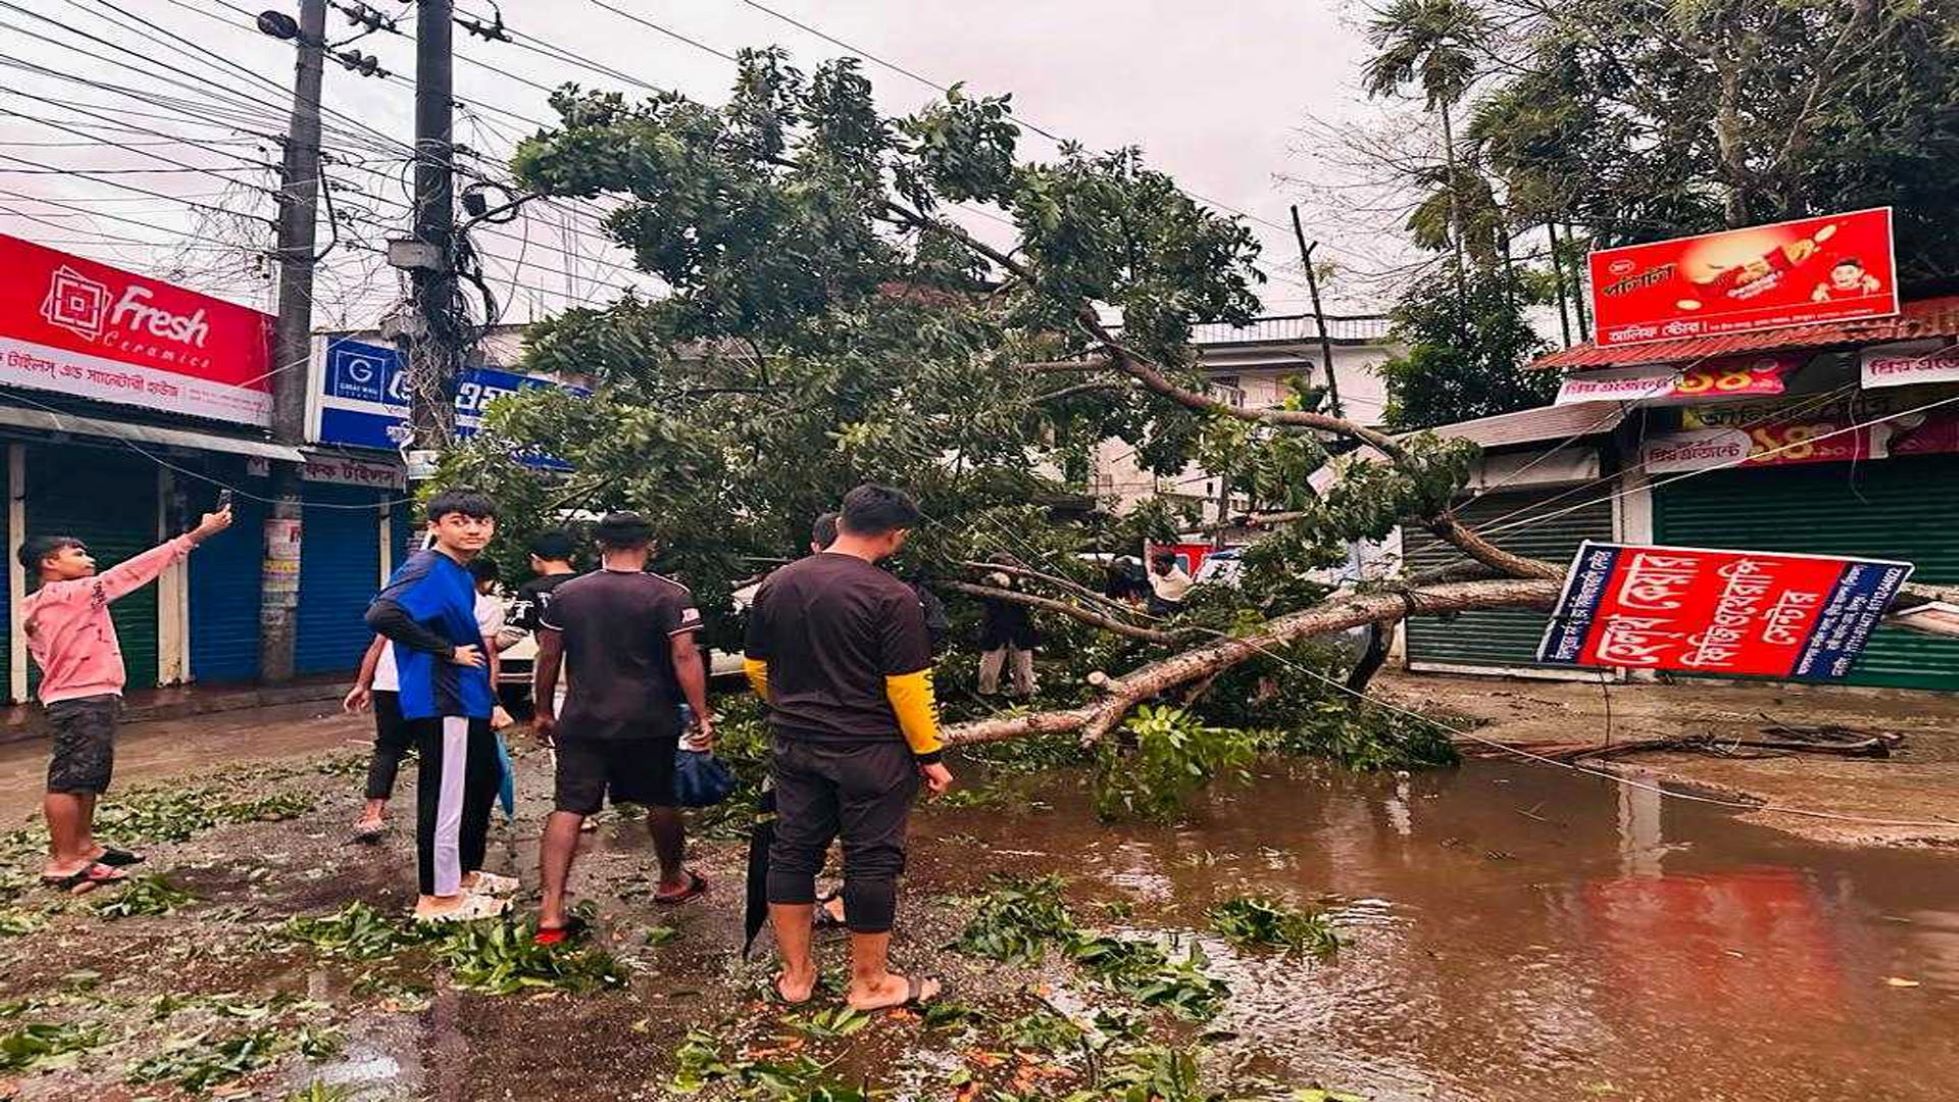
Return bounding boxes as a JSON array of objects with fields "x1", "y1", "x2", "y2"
[{"x1": 938, "y1": 759, "x2": 1959, "y2": 1101}]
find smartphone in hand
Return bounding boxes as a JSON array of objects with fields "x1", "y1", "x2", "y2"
[{"x1": 215, "y1": 488, "x2": 234, "y2": 511}]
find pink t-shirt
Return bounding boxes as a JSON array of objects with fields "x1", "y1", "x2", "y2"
[{"x1": 23, "y1": 536, "x2": 194, "y2": 704}]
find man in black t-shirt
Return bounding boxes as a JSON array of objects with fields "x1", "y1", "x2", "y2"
[
  {"x1": 745, "y1": 485, "x2": 953, "y2": 1010},
  {"x1": 504, "y1": 530, "x2": 578, "y2": 641},
  {"x1": 531, "y1": 512, "x2": 712, "y2": 944}
]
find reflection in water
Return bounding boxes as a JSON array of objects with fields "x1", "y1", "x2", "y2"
[{"x1": 938, "y1": 759, "x2": 1959, "y2": 1102}]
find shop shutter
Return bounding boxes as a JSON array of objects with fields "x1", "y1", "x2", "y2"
[
  {"x1": 25, "y1": 445, "x2": 159, "y2": 691},
  {"x1": 1656, "y1": 455, "x2": 1959, "y2": 692},
  {"x1": 187, "y1": 463, "x2": 267, "y2": 683},
  {"x1": 1404, "y1": 486, "x2": 1616, "y2": 671},
  {"x1": 294, "y1": 483, "x2": 382, "y2": 676}
]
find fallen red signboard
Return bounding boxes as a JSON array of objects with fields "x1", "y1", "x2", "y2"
[
  {"x1": 0, "y1": 234, "x2": 274, "y2": 425},
  {"x1": 1537, "y1": 541, "x2": 1912, "y2": 680},
  {"x1": 1589, "y1": 209, "x2": 1898, "y2": 348}
]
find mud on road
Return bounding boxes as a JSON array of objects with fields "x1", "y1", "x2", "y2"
[{"x1": 0, "y1": 716, "x2": 1955, "y2": 1101}]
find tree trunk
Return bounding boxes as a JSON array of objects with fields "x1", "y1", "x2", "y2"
[
  {"x1": 1440, "y1": 102, "x2": 1467, "y2": 302},
  {"x1": 1547, "y1": 222, "x2": 1573, "y2": 348},
  {"x1": 942, "y1": 577, "x2": 1562, "y2": 746}
]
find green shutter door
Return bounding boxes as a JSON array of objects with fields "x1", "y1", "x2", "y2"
[
  {"x1": 1655, "y1": 455, "x2": 1959, "y2": 692},
  {"x1": 1404, "y1": 487, "x2": 1616, "y2": 670},
  {"x1": 25, "y1": 445, "x2": 160, "y2": 693}
]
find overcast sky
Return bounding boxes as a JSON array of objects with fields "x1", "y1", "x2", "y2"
[{"x1": 0, "y1": 0, "x2": 1409, "y2": 325}]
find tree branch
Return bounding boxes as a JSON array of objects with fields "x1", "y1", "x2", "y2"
[
  {"x1": 943, "y1": 580, "x2": 1191, "y2": 645},
  {"x1": 960, "y1": 559, "x2": 1149, "y2": 623},
  {"x1": 942, "y1": 576, "x2": 1562, "y2": 746}
]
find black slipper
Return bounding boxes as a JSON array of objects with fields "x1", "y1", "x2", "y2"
[
  {"x1": 771, "y1": 973, "x2": 816, "y2": 1006},
  {"x1": 533, "y1": 915, "x2": 589, "y2": 946},
  {"x1": 654, "y1": 870, "x2": 708, "y2": 906},
  {"x1": 94, "y1": 847, "x2": 144, "y2": 867},
  {"x1": 855, "y1": 974, "x2": 941, "y2": 1012},
  {"x1": 814, "y1": 890, "x2": 848, "y2": 931}
]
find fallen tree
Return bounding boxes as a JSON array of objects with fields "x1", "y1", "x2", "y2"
[
  {"x1": 436, "y1": 50, "x2": 1942, "y2": 764},
  {"x1": 943, "y1": 577, "x2": 1561, "y2": 746}
]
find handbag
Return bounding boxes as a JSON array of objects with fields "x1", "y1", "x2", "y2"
[{"x1": 673, "y1": 748, "x2": 737, "y2": 808}]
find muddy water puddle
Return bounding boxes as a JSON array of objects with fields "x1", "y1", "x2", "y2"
[{"x1": 934, "y1": 759, "x2": 1959, "y2": 1101}]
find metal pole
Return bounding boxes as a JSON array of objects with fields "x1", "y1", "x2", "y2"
[
  {"x1": 260, "y1": 0, "x2": 327, "y2": 684},
  {"x1": 1290, "y1": 205, "x2": 1344, "y2": 421},
  {"x1": 407, "y1": 0, "x2": 457, "y2": 472}
]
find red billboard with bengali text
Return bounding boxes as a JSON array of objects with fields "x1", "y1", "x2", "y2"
[
  {"x1": 1537, "y1": 542, "x2": 1912, "y2": 680},
  {"x1": 1588, "y1": 209, "x2": 1898, "y2": 348},
  {"x1": 0, "y1": 234, "x2": 273, "y2": 425}
]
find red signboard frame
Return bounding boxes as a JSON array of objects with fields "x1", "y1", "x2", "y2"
[
  {"x1": 1537, "y1": 541, "x2": 1912, "y2": 680},
  {"x1": 0, "y1": 234, "x2": 274, "y2": 425},
  {"x1": 1588, "y1": 209, "x2": 1899, "y2": 348}
]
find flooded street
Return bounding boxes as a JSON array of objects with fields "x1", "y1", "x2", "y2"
[
  {"x1": 936, "y1": 758, "x2": 1959, "y2": 1101},
  {"x1": 0, "y1": 728, "x2": 1954, "y2": 1100}
]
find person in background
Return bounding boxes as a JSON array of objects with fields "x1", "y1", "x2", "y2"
[
  {"x1": 363, "y1": 487, "x2": 513, "y2": 921},
  {"x1": 22, "y1": 503, "x2": 234, "y2": 892},
  {"x1": 501, "y1": 530, "x2": 579, "y2": 651},
  {"x1": 976, "y1": 557, "x2": 1038, "y2": 699},
  {"x1": 343, "y1": 554, "x2": 511, "y2": 840},
  {"x1": 532, "y1": 512, "x2": 713, "y2": 944},
  {"x1": 1147, "y1": 550, "x2": 1193, "y2": 616},
  {"x1": 746, "y1": 484, "x2": 953, "y2": 1010}
]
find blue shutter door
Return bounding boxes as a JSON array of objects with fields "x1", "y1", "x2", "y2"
[
  {"x1": 1655, "y1": 455, "x2": 1959, "y2": 692},
  {"x1": 26, "y1": 445, "x2": 160, "y2": 692},
  {"x1": 187, "y1": 461, "x2": 267, "y2": 683},
  {"x1": 295, "y1": 483, "x2": 383, "y2": 676}
]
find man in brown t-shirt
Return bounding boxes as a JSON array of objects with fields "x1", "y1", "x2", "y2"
[
  {"x1": 532, "y1": 512, "x2": 712, "y2": 943},
  {"x1": 744, "y1": 484, "x2": 953, "y2": 1010}
]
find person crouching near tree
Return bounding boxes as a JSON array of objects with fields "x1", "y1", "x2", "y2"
[
  {"x1": 363, "y1": 486, "x2": 513, "y2": 922},
  {"x1": 22, "y1": 501, "x2": 234, "y2": 893}
]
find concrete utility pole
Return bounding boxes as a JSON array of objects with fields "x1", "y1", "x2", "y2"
[
  {"x1": 401, "y1": 0, "x2": 458, "y2": 478},
  {"x1": 1289, "y1": 205, "x2": 1344, "y2": 421},
  {"x1": 261, "y1": 0, "x2": 328, "y2": 683}
]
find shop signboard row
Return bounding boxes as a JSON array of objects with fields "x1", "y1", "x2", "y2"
[
  {"x1": 1638, "y1": 381, "x2": 1959, "y2": 474},
  {"x1": 0, "y1": 234, "x2": 274, "y2": 426},
  {"x1": 1553, "y1": 354, "x2": 1797, "y2": 406},
  {"x1": 1589, "y1": 208, "x2": 1898, "y2": 348},
  {"x1": 310, "y1": 336, "x2": 583, "y2": 467},
  {"x1": 1538, "y1": 541, "x2": 1912, "y2": 681}
]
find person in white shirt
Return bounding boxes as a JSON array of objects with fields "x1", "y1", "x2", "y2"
[
  {"x1": 1147, "y1": 551, "x2": 1193, "y2": 614},
  {"x1": 343, "y1": 558, "x2": 510, "y2": 839}
]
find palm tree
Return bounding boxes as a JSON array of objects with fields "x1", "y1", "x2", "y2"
[{"x1": 1363, "y1": 0, "x2": 1490, "y2": 286}]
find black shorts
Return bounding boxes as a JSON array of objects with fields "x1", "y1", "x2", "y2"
[
  {"x1": 44, "y1": 694, "x2": 121, "y2": 794},
  {"x1": 554, "y1": 736, "x2": 678, "y2": 815}
]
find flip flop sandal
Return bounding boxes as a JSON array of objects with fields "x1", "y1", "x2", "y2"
[
  {"x1": 813, "y1": 890, "x2": 848, "y2": 931},
  {"x1": 769, "y1": 973, "x2": 816, "y2": 1006},
  {"x1": 468, "y1": 872, "x2": 520, "y2": 896},
  {"x1": 93, "y1": 847, "x2": 144, "y2": 867},
  {"x1": 862, "y1": 975, "x2": 941, "y2": 1012},
  {"x1": 654, "y1": 870, "x2": 708, "y2": 906},
  {"x1": 415, "y1": 893, "x2": 511, "y2": 924},
  {"x1": 532, "y1": 915, "x2": 589, "y2": 946},
  {"x1": 43, "y1": 862, "x2": 125, "y2": 894}
]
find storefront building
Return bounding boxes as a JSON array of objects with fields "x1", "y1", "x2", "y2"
[{"x1": 1409, "y1": 293, "x2": 1959, "y2": 691}]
